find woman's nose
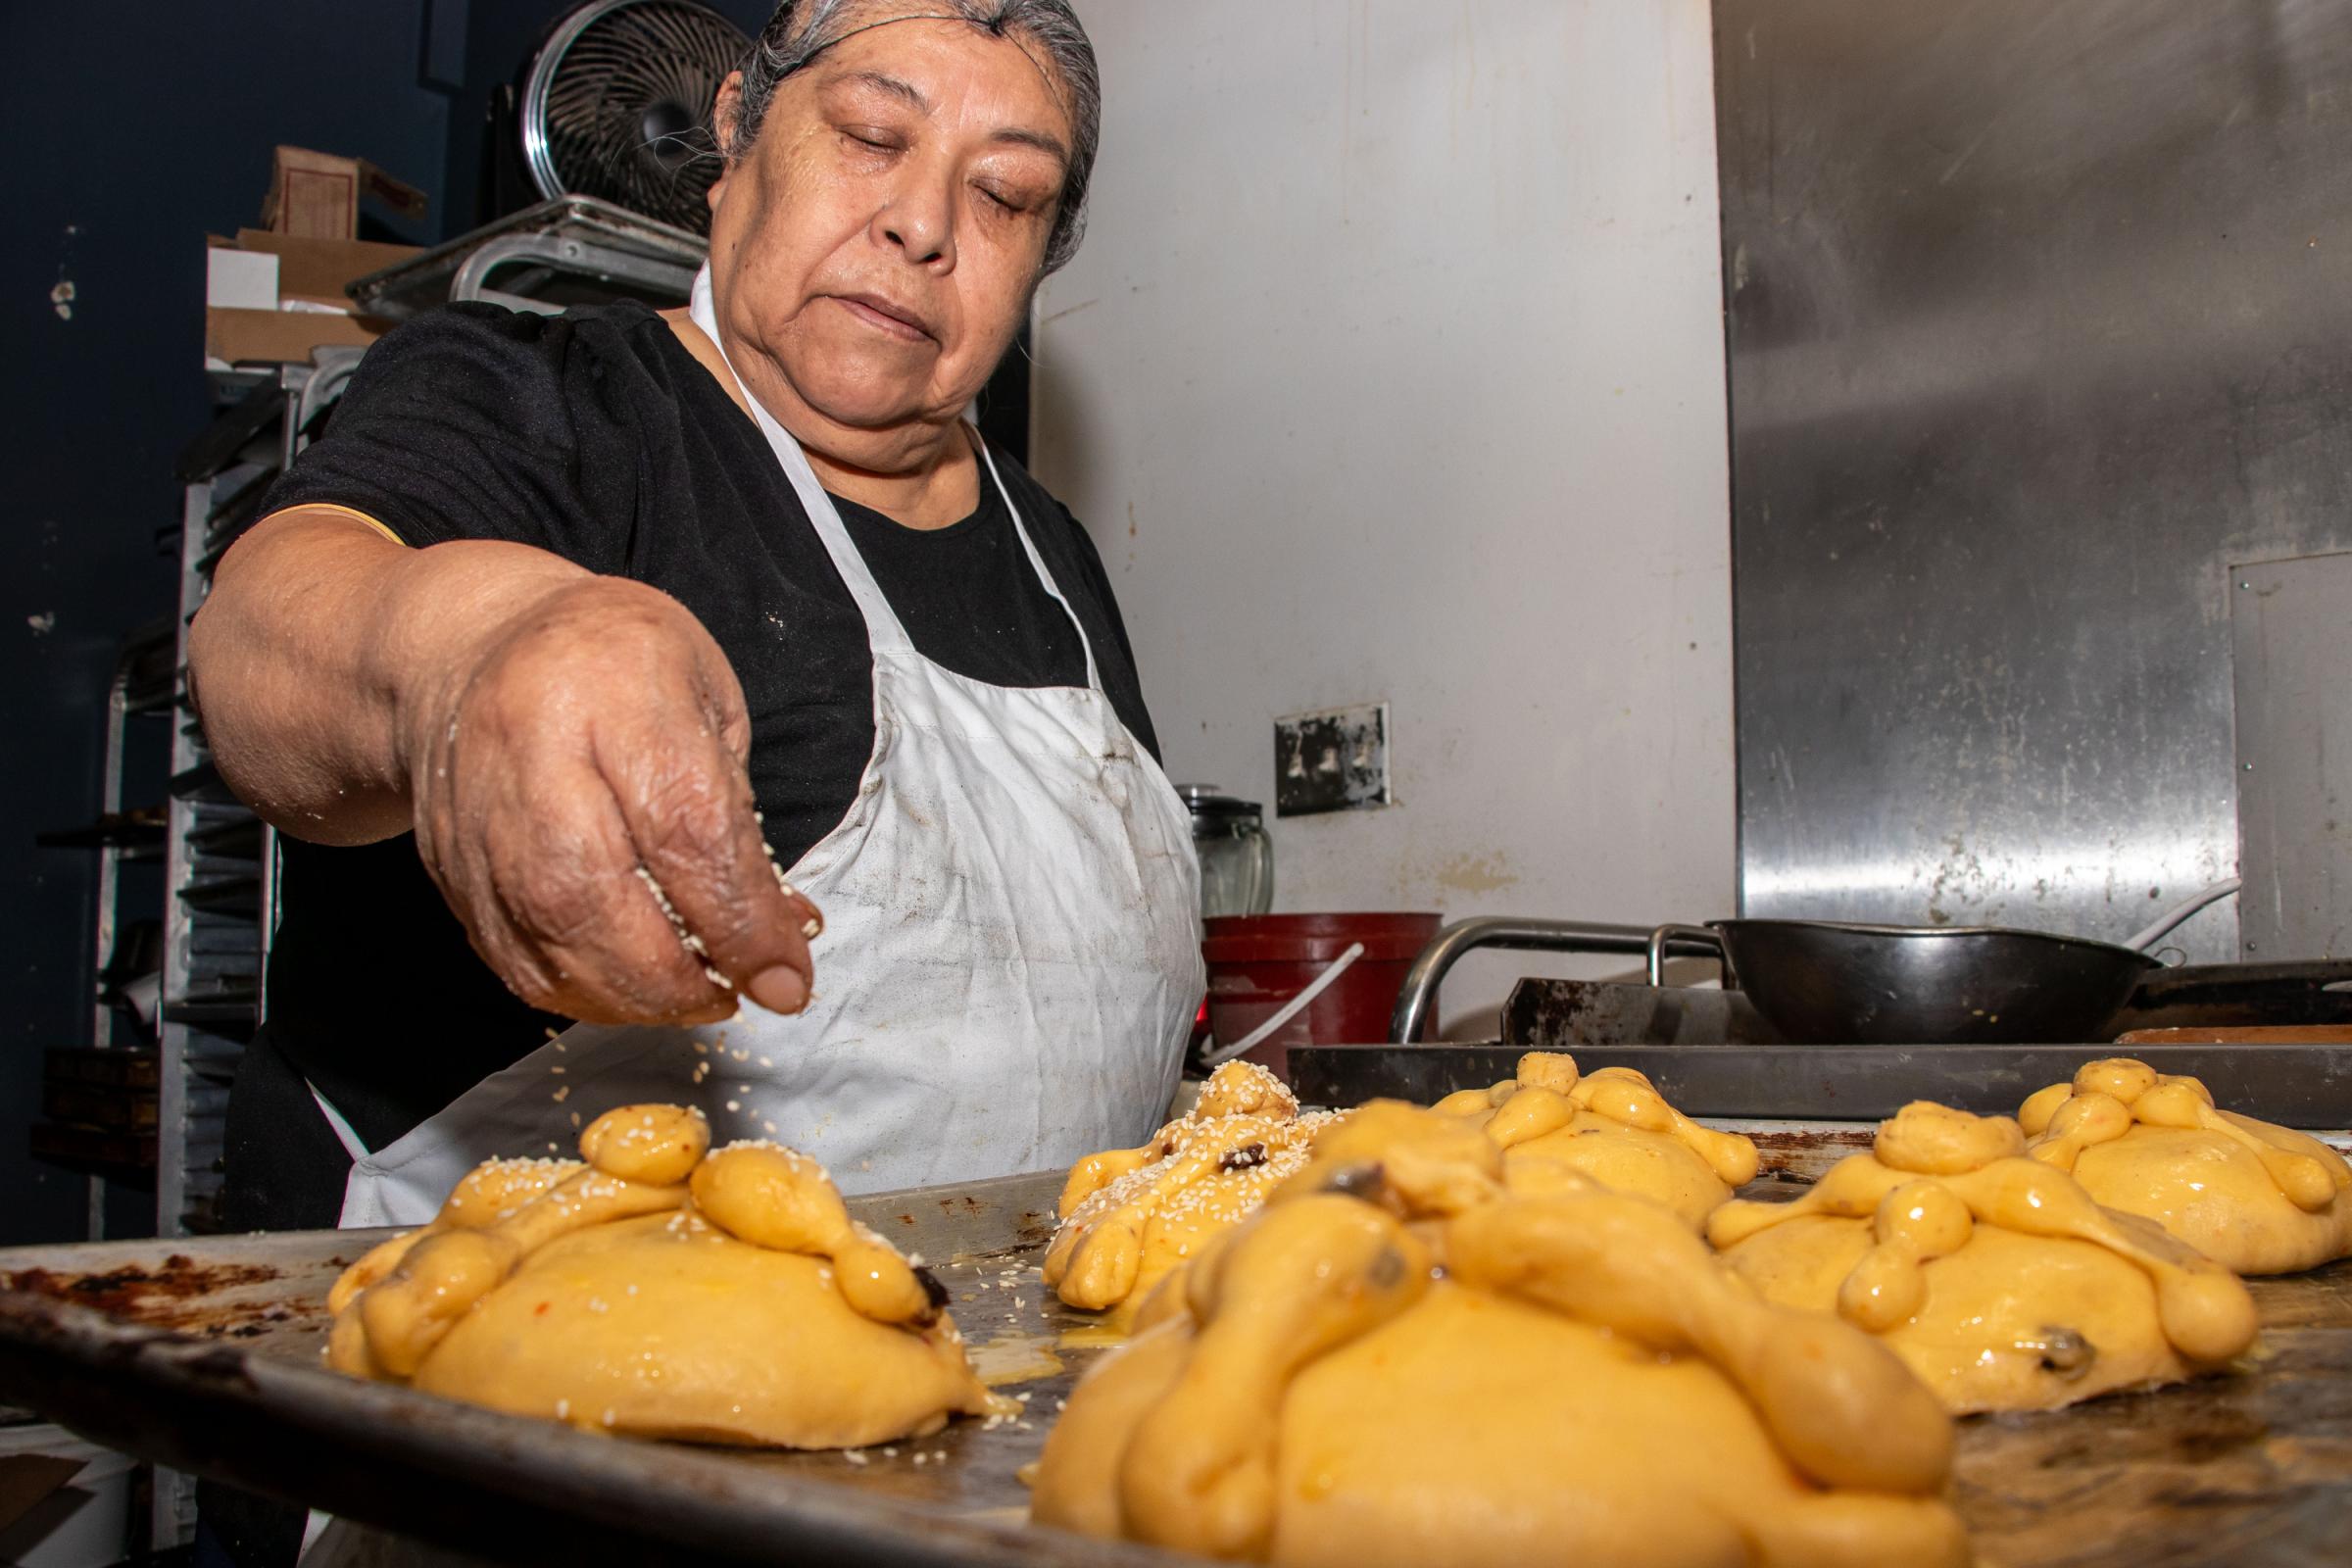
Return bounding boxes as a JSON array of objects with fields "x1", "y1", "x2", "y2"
[{"x1": 876, "y1": 172, "x2": 956, "y2": 269}]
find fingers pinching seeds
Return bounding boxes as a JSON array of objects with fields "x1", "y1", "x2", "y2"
[
  {"x1": 599, "y1": 723, "x2": 814, "y2": 1016},
  {"x1": 403, "y1": 575, "x2": 810, "y2": 1026},
  {"x1": 471, "y1": 773, "x2": 735, "y2": 1024}
]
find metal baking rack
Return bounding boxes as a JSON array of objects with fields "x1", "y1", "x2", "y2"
[{"x1": 346, "y1": 194, "x2": 706, "y2": 319}]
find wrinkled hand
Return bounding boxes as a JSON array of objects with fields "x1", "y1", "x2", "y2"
[{"x1": 403, "y1": 576, "x2": 820, "y2": 1025}]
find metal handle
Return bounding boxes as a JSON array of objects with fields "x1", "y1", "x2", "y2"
[
  {"x1": 1388, "y1": 917, "x2": 1722, "y2": 1044},
  {"x1": 1645, "y1": 923, "x2": 1724, "y2": 986},
  {"x1": 2121, "y1": 876, "x2": 2241, "y2": 954}
]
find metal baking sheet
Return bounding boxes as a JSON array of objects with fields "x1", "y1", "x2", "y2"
[
  {"x1": 6, "y1": 1164, "x2": 2352, "y2": 1567},
  {"x1": 0, "y1": 1171, "x2": 1176, "y2": 1568},
  {"x1": 1292, "y1": 1042, "x2": 2352, "y2": 1130}
]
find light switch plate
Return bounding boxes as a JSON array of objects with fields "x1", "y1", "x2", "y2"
[{"x1": 1274, "y1": 703, "x2": 1392, "y2": 816}]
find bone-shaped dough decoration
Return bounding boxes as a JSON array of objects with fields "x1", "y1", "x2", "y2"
[
  {"x1": 2017, "y1": 1057, "x2": 2352, "y2": 1275},
  {"x1": 1710, "y1": 1101, "x2": 2259, "y2": 1412},
  {"x1": 326, "y1": 1104, "x2": 1007, "y2": 1447},
  {"x1": 1032, "y1": 1102, "x2": 1967, "y2": 1568}
]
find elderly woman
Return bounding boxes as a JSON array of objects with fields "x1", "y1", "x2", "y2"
[{"x1": 191, "y1": 0, "x2": 1199, "y2": 1232}]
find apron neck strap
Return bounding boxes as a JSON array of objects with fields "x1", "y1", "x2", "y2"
[
  {"x1": 691, "y1": 267, "x2": 913, "y2": 655},
  {"x1": 690, "y1": 266, "x2": 1102, "y2": 690},
  {"x1": 977, "y1": 440, "x2": 1103, "y2": 692}
]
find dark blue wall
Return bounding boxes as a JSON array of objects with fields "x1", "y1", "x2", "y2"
[
  {"x1": 0, "y1": 1, "x2": 772, "y2": 1246},
  {"x1": 0, "y1": 4, "x2": 456, "y2": 1246}
]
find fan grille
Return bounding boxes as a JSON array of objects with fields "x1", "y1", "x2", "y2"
[{"x1": 526, "y1": 0, "x2": 749, "y2": 233}]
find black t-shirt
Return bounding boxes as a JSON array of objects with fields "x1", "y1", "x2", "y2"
[{"x1": 240, "y1": 300, "x2": 1156, "y2": 1173}]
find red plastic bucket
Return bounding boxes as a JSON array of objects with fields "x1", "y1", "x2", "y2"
[{"x1": 1201, "y1": 912, "x2": 1442, "y2": 1081}]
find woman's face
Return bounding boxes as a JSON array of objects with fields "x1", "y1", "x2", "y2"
[{"x1": 706, "y1": 19, "x2": 1073, "y2": 439}]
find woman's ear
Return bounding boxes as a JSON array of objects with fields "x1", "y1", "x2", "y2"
[{"x1": 708, "y1": 71, "x2": 746, "y2": 216}]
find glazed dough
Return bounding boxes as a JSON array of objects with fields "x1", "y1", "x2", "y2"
[
  {"x1": 326, "y1": 1105, "x2": 1007, "y2": 1446},
  {"x1": 2018, "y1": 1057, "x2": 2352, "y2": 1275},
  {"x1": 1044, "y1": 1061, "x2": 1343, "y2": 1311},
  {"x1": 1709, "y1": 1101, "x2": 2260, "y2": 1413},
  {"x1": 1046, "y1": 1054, "x2": 1758, "y2": 1316},
  {"x1": 1033, "y1": 1101, "x2": 1966, "y2": 1568},
  {"x1": 1432, "y1": 1052, "x2": 1760, "y2": 1227}
]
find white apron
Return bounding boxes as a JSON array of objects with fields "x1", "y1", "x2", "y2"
[{"x1": 330, "y1": 267, "x2": 1201, "y2": 1228}]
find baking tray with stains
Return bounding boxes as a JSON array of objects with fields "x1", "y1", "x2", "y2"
[
  {"x1": 4, "y1": 1161, "x2": 2352, "y2": 1567},
  {"x1": 0, "y1": 1171, "x2": 1170, "y2": 1568}
]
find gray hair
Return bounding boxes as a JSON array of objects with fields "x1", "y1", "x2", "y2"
[{"x1": 728, "y1": 0, "x2": 1100, "y2": 275}]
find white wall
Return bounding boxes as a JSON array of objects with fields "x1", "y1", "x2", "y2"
[{"x1": 1035, "y1": 0, "x2": 1737, "y2": 1033}]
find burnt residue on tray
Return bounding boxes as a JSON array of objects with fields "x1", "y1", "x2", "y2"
[
  {"x1": 0, "y1": 1256, "x2": 301, "y2": 1336},
  {"x1": 1746, "y1": 1125, "x2": 1876, "y2": 1185}
]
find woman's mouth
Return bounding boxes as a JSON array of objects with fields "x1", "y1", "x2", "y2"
[{"x1": 831, "y1": 292, "x2": 934, "y2": 344}]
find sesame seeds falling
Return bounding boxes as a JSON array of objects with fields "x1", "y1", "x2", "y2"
[{"x1": 1045, "y1": 1078, "x2": 1348, "y2": 1310}]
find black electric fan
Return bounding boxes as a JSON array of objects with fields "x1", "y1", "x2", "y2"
[{"x1": 518, "y1": 0, "x2": 751, "y2": 234}]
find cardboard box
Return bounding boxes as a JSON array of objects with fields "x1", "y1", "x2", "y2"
[
  {"x1": 200, "y1": 229, "x2": 418, "y2": 368},
  {"x1": 205, "y1": 306, "x2": 391, "y2": 367},
  {"x1": 234, "y1": 228, "x2": 419, "y2": 309},
  {"x1": 261, "y1": 146, "x2": 427, "y2": 241},
  {"x1": 265, "y1": 146, "x2": 356, "y2": 239}
]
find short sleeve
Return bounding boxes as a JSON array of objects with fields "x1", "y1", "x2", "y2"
[{"x1": 259, "y1": 304, "x2": 632, "y2": 573}]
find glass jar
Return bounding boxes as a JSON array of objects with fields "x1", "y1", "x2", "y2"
[{"x1": 1179, "y1": 786, "x2": 1274, "y2": 919}]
